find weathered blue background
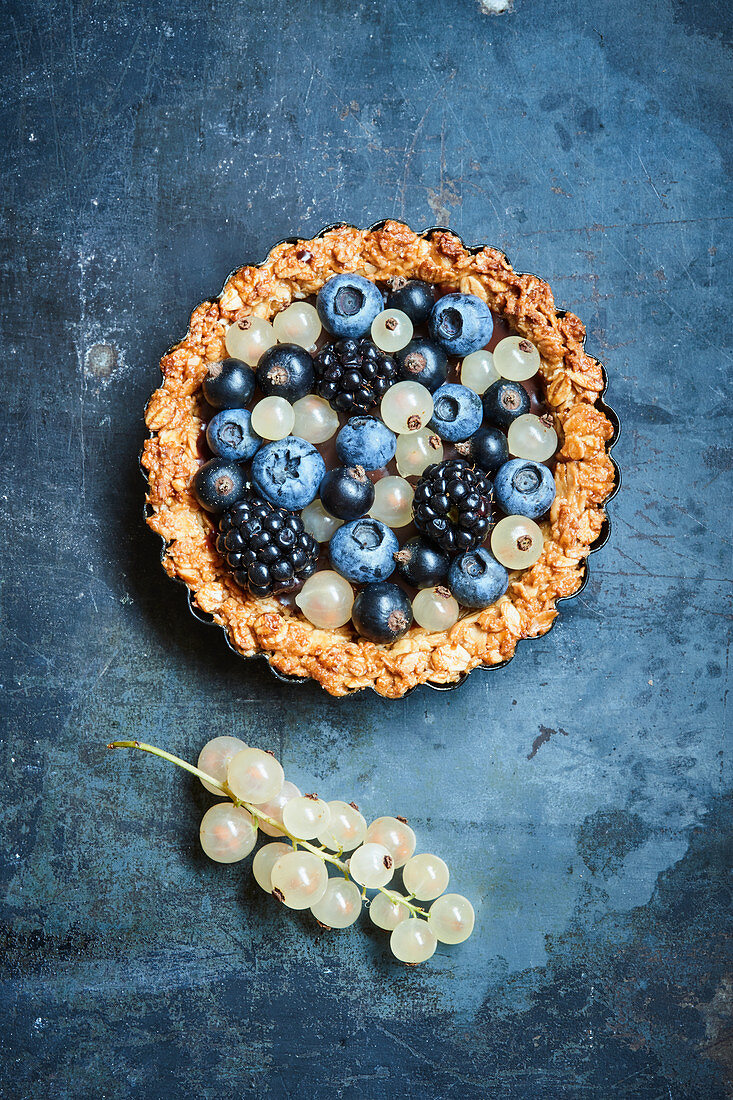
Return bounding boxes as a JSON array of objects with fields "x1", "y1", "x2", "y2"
[{"x1": 1, "y1": 0, "x2": 731, "y2": 1096}]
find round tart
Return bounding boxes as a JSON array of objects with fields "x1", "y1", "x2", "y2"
[{"x1": 142, "y1": 221, "x2": 619, "y2": 698}]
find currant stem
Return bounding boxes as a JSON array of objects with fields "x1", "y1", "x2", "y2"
[
  {"x1": 109, "y1": 740, "x2": 228, "y2": 793},
  {"x1": 107, "y1": 740, "x2": 427, "y2": 917},
  {"x1": 393, "y1": 895, "x2": 425, "y2": 918}
]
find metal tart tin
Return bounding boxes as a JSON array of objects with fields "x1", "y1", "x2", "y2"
[{"x1": 143, "y1": 221, "x2": 621, "y2": 696}]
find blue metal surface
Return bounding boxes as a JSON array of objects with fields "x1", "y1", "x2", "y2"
[{"x1": 1, "y1": 1, "x2": 730, "y2": 1097}]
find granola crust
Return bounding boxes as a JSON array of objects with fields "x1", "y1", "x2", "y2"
[{"x1": 142, "y1": 222, "x2": 617, "y2": 698}]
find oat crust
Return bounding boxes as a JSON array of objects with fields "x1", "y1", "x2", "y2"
[{"x1": 142, "y1": 222, "x2": 617, "y2": 697}]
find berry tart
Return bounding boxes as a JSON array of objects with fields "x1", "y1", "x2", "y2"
[{"x1": 142, "y1": 221, "x2": 619, "y2": 697}]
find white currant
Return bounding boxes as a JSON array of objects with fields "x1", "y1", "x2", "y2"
[
  {"x1": 365, "y1": 816, "x2": 416, "y2": 868},
  {"x1": 490, "y1": 515, "x2": 544, "y2": 569},
  {"x1": 199, "y1": 803, "x2": 257, "y2": 864},
  {"x1": 371, "y1": 308, "x2": 413, "y2": 352},
  {"x1": 272, "y1": 302, "x2": 321, "y2": 348},
  {"x1": 369, "y1": 890, "x2": 410, "y2": 931},
  {"x1": 295, "y1": 571, "x2": 354, "y2": 629},
  {"x1": 412, "y1": 587, "x2": 460, "y2": 632},
  {"x1": 380, "y1": 381, "x2": 434, "y2": 434},
  {"x1": 227, "y1": 747, "x2": 284, "y2": 804},
  {"x1": 428, "y1": 893, "x2": 475, "y2": 944},
  {"x1": 252, "y1": 841, "x2": 291, "y2": 892},
  {"x1": 255, "y1": 779, "x2": 301, "y2": 838},
  {"x1": 317, "y1": 801, "x2": 367, "y2": 853},
  {"x1": 250, "y1": 396, "x2": 295, "y2": 440},
  {"x1": 507, "y1": 413, "x2": 558, "y2": 462},
  {"x1": 395, "y1": 429, "x2": 443, "y2": 477},
  {"x1": 390, "y1": 918, "x2": 437, "y2": 963},
  {"x1": 460, "y1": 349, "x2": 500, "y2": 394},
  {"x1": 292, "y1": 394, "x2": 339, "y2": 444},
  {"x1": 402, "y1": 853, "x2": 449, "y2": 900},
  {"x1": 493, "y1": 335, "x2": 540, "y2": 381},
  {"x1": 300, "y1": 499, "x2": 343, "y2": 543},
  {"x1": 225, "y1": 317, "x2": 276, "y2": 366},
  {"x1": 282, "y1": 795, "x2": 331, "y2": 840},
  {"x1": 369, "y1": 476, "x2": 414, "y2": 528},
  {"x1": 197, "y1": 736, "x2": 247, "y2": 796},
  {"x1": 349, "y1": 842, "x2": 395, "y2": 889},
  {"x1": 270, "y1": 850, "x2": 328, "y2": 909},
  {"x1": 310, "y1": 878, "x2": 363, "y2": 928}
]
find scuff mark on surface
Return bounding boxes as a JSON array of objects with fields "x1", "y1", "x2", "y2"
[
  {"x1": 426, "y1": 179, "x2": 462, "y2": 225},
  {"x1": 527, "y1": 724, "x2": 569, "y2": 759},
  {"x1": 84, "y1": 342, "x2": 117, "y2": 379},
  {"x1": 577, "y1": 809, "x2": 650, "y2": 876},
  {"x1": 697, "y1": 976, "x2": 733, "y2": 1085},
  {"x1": 477, "y1": 0, "x2": 513, "y2": 13}
]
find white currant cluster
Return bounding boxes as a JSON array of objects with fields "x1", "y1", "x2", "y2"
[{"x1": 109, "y1": 737, "x2": 475, "y2": 964}]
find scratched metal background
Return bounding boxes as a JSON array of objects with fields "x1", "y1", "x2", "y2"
[{"x1": 1, "y1": 1, "x2": 731, "y2": 1097}]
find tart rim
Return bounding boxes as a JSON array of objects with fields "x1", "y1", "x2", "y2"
[{"x1": 142, "y1": 220, "x2": 620, "y2": 698}]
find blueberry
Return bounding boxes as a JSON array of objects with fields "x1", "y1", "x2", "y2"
[
  {"x1": 456, "y1": 426, "x2": 509, "y2": 474},
  {"x1": 320, "y1": 465, "x2": 375, "y2": 521},
  {"x1": 202, "y1": 358, "x2": 255, "y2": 409},
  {"x1": 316, "y1": 274, "x2": 384, "y2": 338},
  {"x1": 493, "y1": 458, "x2": 556, "y2": 519},
  {"x1": 385, "y1": 278, "x2": 435, "y2": 324},
  {"x1": 482, "y1": 380, "x2": 530, "y2": 429},
  {"x1": 428, "y1": 293, "x2": 493, "y2": 356},
  {"x1": 351, "y1": 582, "x2": 413, "y2": 643},
  {"x1": 394, "y1": 338, "x2": 448, "y2": 393},
  {"x1": 448, "y1": 547, "x2": 508, "y2": 609},
  {"x1": 206, "y1": 408, "x2": 262, "y2": 462},
  {"x1": 335, "y1": 416, "x2": 396, "y2": 470},
  {"x1": 429, "y1": 383, "x2": 483, "y2": 442},
  {"x1": 192, "y1": 458, "x2": 248, "y2": 513},
  {"x1": 328, "y1": 518, "x2": 398, "y2": 584},
  {"x1": 394, "y1": 537, "x2": 449, "y2": 589},
  {"x1": 256, "y1": 343, "x2": 314, "y2": 402},
  {"x1": 251, "y1": 436, "x2": 326, "y2": 511}
]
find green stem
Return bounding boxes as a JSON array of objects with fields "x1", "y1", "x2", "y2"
[
  {"x1": 387, "y1": 893, "x2": 426, "y2": 918},
  {"x1": 108, "y1": 740, "x2": 428, "y2": 917},
  {"x1": 109, "y1": 740, "x2": 229, "y2": 793}
]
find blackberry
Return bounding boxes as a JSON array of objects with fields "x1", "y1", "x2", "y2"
[
  {"x1": 217, "y1": 495, "x2": 318, "y2": 597},
  {"x1": 412, "y1": 459, "x2": 493, "y2": 555},
  {"x1": 313, "y1": 337, "x2": 397, "y2": 415}
]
